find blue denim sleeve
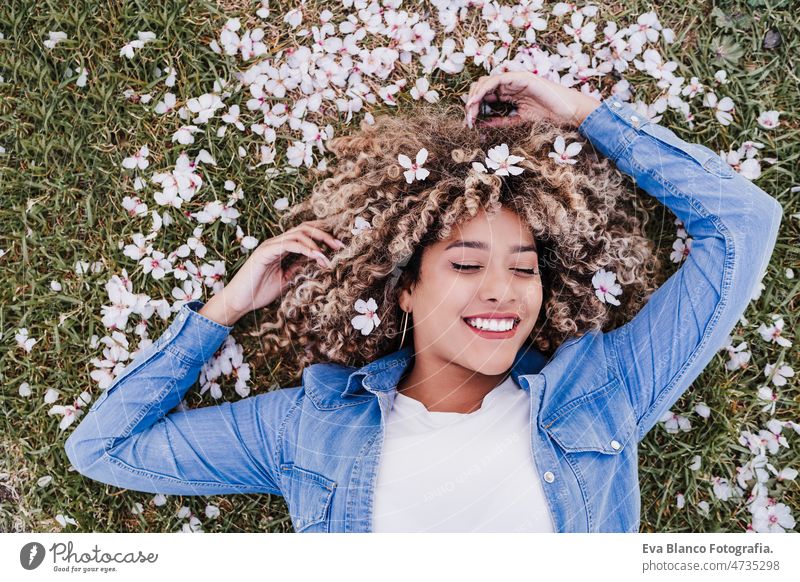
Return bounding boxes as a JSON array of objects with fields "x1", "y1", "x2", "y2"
[
  {"x1": 64, "y1": 300, "x2": 299, "y2": 496},
  {"x1": 578, "y1": 97, "x2": 783, "y2": 441}
]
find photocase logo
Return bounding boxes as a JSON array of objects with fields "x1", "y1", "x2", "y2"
[{"x1": 20, "y1": 542, "x2": 46, "y2": 570}]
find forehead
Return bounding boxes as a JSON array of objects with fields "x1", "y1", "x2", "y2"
[{"x1": 439, "y1": 207, "x2": 536, "y2": 249}]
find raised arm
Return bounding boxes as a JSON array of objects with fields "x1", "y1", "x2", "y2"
[
  {"x1": 579, "y1": 97, "x2": 783, "y2": 441},
  {"x1": 64, "y1": 300, "x2": 298, "y2": 496}
]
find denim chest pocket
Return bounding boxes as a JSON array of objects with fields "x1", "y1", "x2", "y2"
[
  {"x1": 280, "y1": 463, "x2": 337, "y2": 532},
  {"x1": 541, "y1": 377, "x2": 637, "y2": 454},
  {"x1": 639, "y1": 122, "x2": 735, "y2": 179}
]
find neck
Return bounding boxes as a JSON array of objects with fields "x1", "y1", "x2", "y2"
[{"x1": 396, "y1": 356, "x2": 510, "y2": 414}]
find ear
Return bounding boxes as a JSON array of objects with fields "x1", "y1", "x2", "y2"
[{"x1": 397, "y1": 274, "x2": 415, "y2": 313}]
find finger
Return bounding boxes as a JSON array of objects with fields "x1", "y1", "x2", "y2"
[
  {"x1": 466, "y1": 76, "x2": 503, "y2": 128},
  {"x1": 297, "y1": 223, "x2": 345, "y2": 250},
  {"x1": 273, "y1": 237, "x2": 331, "y2": 269},
  {"x1": 477, "y1": 115, "x2": 523, "y2": 128}
]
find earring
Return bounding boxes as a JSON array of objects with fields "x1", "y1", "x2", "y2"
[{"x1": 400, "y1": 310, "x2": 410, "y2": 347}]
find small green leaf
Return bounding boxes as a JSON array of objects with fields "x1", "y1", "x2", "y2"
[{"x1": 711, "y1": 36, "x2": 745, "y2": 66}]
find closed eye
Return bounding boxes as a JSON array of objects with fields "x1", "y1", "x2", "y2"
[{"x1": 450, "y1": 262, "x2": 539, "y2": 276}]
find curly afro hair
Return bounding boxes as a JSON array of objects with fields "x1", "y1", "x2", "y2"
[{"x1": 250, "y1": 102, "x2": 662, "y2": 380}]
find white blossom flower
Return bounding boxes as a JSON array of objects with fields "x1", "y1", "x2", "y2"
[
  {"x1": 44, "y1": 31, "x2": 68, "y2": 49},
  {"x1": 689, "y1": 455, "x2": 702, "y2": 471},
  {"x1": 660, "y1": 410, "x2": 692, "y2": 433},
  {"x1": 122, "y1": 145, "x2": 150, "y2": 170},
  {"x1": 55, "y1": 514, "x2": 78, "y2": 528},
  {"x1": 764, "y1": 362, "x2": 794, "y2": 387},
  {"x1": 591, "y1": 268, "x2": 622, "y2": 306},
  {"x1": 751, "y1": 501, "x2": 795, "y2": 533},
  {"x1": 703, "y1": 92, "x2": 735, "y2": 126},
  {"x1": 351, "y1": 298, "x2": 381, "y2": 336},
  {"x1": 75, "y1": 67, "x2": 88, "y2": 87},
  {"x1": 548, "y1": 136, "x2": 582, "y2": 165},
  {"x1": 714, "y1": 70, "x2": 728, "y2": 84},
  {"x1": 273, "y1": 197, "x2": 289, "y2": 211},
  {"x1": 757, "y1": 316, "x2": 792, "y2": 347},
  {"x1": 722, "y1": 339, "x2": 751, "y2": 371},
  {"x1": 757, "y1": 385, "x2": 778, "y2": 415},
  {"x1": 351, "y1": 215, "x2": 372, "y2": 235},
  {"x1": 410, "y1": 77, "x2": 439, "y2": 103},
  {"x1": 563, "y1": 11, "x2": 597, "y2": 44},
  {"x1": 205, "y1": 504, "x2": 220, "y2": 519},
  {"x1": 712, "y1": 476, "x2": 734, "y2": 501},
  {"x1": 398, "y1": 148, "x2": 430, "y2": 183},
  {"x1": 676, "y1": 493, "x2": 685, "y2": 509},
  {"x1": 485, "y1": 143, "x2": 525, "y2": 176},
  {"x1": 154, "y1": 93, "x2": 177, "y2": 115},
  {"x1": 171, "y1": 125, "x2": 202, "y2": 145},
  {"x1": 19, "y1": 382, "x2": 32, "y2": 397},
  {"x1": 694, "y1": 402, "x2": 711, "y2": 418},
  {"x1": 669, "y1": 236, "x2": 692, "y2": 263},
  {"x1": 757, "y1": 110, "x2": 781, "y2": 129},
  {"x1": 186, "y1": 93, "x2": 225, "y2": 124},
  {"x1": 15, "y1": 328, "x2": 38, "y2": 352}
]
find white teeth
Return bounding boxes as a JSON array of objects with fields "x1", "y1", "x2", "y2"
[{"x1": 465, "y1": 318, "x2": 516, "y2": 332}]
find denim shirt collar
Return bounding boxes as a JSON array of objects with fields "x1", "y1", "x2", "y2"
[{"x1": 302, "y1": 341, "x2": 550, "y2": 410}]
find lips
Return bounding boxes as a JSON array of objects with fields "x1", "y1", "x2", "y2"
[{"x1": 462, "y1": 317, "x2": 520, "y2": 339}]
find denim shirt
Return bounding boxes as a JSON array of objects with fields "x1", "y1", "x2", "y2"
[{"x1": 65, "y1": 96, "x2": 783, "y2": 533}]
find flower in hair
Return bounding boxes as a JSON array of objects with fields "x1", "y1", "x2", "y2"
[
  {"x1": 592, "y1": 268, "x2": 623, "y2": 306},
  {"x1": 549, "y1": 136, "x2": 583, "y2": 165},
  {"x1": 484, "y1": 143, "x2": 524, "y2": 176},
  {"x1": 351, "y1": 215, "x2": 372, "y2": 235},
  {"x1": 398, "y1": 148, "x2": 430, "y2": 184},
  {"x1": 351, "y1": 297, "x2": 381, "y2": 335}
]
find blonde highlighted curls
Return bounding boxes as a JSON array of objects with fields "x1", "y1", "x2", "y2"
[{"x1": 251, "y1": 103, "x2": 662, "y2": 380}]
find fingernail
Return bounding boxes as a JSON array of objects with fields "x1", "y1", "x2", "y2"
[{"x1": 313, "y1": 250, "x2": 332, "y2": 266}]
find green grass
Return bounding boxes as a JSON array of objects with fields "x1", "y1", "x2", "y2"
[{"x1": 0, "y1": 0, "x2": 797, "y2": 533}]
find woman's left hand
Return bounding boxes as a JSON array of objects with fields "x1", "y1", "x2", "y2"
[{"x1": 464, "y1": 71, "x2": 602, "y2": 130}]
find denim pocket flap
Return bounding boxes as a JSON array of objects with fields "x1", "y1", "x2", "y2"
[
  {"x1": 541, "y1": 377, "x2": 636, "y2": 454},
  {"x1": 280, "y1": 463, "x2": 336, "y2": 532}
]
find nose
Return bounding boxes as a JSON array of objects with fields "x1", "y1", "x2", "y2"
[{"x1": 477, "y1": 266, "x2": 519, "y2": 305}]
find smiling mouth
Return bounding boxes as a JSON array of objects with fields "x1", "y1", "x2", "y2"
[{"x1": 462, "y1": 317, "x2": 521, "y2": 333}]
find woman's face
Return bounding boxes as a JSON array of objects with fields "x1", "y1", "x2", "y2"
[{"x1": 399, "y1": 206, "x2": 544, "y2": 376}]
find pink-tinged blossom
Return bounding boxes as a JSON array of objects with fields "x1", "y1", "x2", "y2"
[
  {"x1": 659, "y1": 410, "x2": 692, "y2": 433},
  {"x1": 398, "y1": 148, "x2": 430, "y2": 183},
  {"x1": 669, "y1": 236, "x2": 692, "y2": 263},
  {"x1": 703, "y1": 92, "x2": 735, "y2": 126},
  {"x1": 122, "y1": 145, "x2": 150, "y2": 170},
  {"x1": 757, "y1": 110, "x2": 781, "y2": 129},
  {"x1": 751, "y1": 499, "x2": 796, "y2": 533},
  {"x1": 591, "y1": 268, "x2": 622, "y2": 306},
  {"x1": 351, "y1": 298, "x2": 381, "y2": 335},
  {"x1": 485, "y1": 143, "x2": 525, "y2": 176},
  {"x1": 548, "y1": 136, "x2": 582, "y2": 165},
  {"x1": 757, "y1": 317, "x2": 792, "y2": 347},
  {"x1": 764, "y1": 362, "x2": 794, "y2": 387}
]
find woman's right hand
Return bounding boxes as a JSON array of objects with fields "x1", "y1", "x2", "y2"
[{"x1": 200, "y1": 219, "x2": 345, "y2": 326}]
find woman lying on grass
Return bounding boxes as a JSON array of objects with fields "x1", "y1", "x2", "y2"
[{"x1": 66, "y1": 72, "x2": 782, "y2": 533}]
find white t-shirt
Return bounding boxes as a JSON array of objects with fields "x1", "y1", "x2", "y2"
[{"x1": 372, "y1": 374, "x2": 555, "y2": 532}]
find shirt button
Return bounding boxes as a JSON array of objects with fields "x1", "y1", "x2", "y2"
[
  {"x1": 163, "y1": 331, "x2": 172, "y2": 341},
  {"x1": 630, "y1": 115, "x2": 640, "y2": 127},
  {"x1": 543, "y1": 471, "x2": 555, "y2": 483},
  {"x1": 610, "y1": 440, "x2": 621, "y2": 450},
  {"x1": 612, "y1": 101, "x2": 621, "y2": 108}
]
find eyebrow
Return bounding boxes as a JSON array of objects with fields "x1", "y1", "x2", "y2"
[{"x1": 444, "y1": 240, "x2": 538, "y2": 253}]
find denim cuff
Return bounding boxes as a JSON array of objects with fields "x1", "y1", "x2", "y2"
[
  {"x1": 577, "y1": 96, "x2": 645, "y2": 164},
  {"x1": 160, "y1": 300, "x2": 234, "y2": 365}
]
